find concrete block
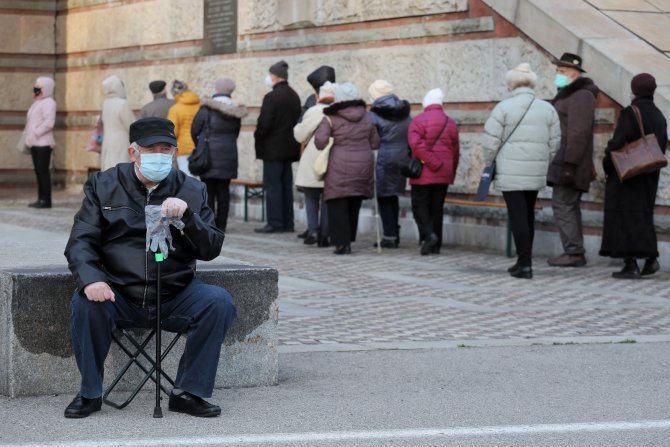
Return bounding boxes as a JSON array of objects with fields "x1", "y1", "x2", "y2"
[{"x1": 0, "y1": 264, "x2": 278, "y2": 397}]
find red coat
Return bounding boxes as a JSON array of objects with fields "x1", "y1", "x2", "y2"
[{"x1": 408, "y1": 105, "x2": 460, "y2": 185}]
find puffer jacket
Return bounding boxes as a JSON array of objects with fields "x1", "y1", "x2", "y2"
[
  {"x1": 191, "y1": 95, "x2": 248, "y2": 180},
  {"x1": 64, "y1": 162, "x2": 224, "y2": 308},
  {"x1": 25, "y1": 76, "x2": 56, "y2": 148},
  {"x1": 547, "y1": 77, "x2": 599, "y2": 192},
  {"x1": 370, "y1": 94, "x2": 412, "y2": 197},
  {"x1": 294, "y1": 102, "x2": 329, "y2": 188},
  {"x1": 168, "y1": 90, "x2": 201, "y2": 156},
  {"x1": 483, "y1": 87, "x2": 560, "y2": 191},
  {"x1": 408, "y1": 104, "x2": 460, "y2": 185},
  {"x1": 314, "y1": 100, "x2": 380, "y2": 201}
]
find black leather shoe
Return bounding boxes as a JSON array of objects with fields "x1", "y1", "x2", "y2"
[
  {"x1": 254, "y1": 225, "x2": 282, "y2": 234},
  {"x1": 612, "y1": 260, "x2": 641, "y2": 279},
  {"x1": 510, "y1": 266, "x2": 533, "y2": 279},
  {"x1": 641, "y1": 258, "x2": 660, "y2": 276},
  {"x1": 373, "y1": 239, "x2": 399, "y2": 249},
  {"x1": 304, "y1": 233, "x2": 318, "y2": 245},
  {"x1": 507, "y1": 262, "x2": 520, "y2": 273},
  {"x1": 317, "y1": 236, "x2": 330, "y2": 247},
  {"x1": 28, "y1": 200, "x2": 51, "y2": 209},
  {"x1": 420, "y1": 233, "x2": 439, "y2": 255},
  {"x1": 297, "y1": 229, "x2": 308, "y2": 239},
  {"x1": 64, "y1": 394, "x2": 102, "y2": 418},
  {"x1": 168, "y1": 391, "x2": 221, "y2": 417},
  {"x1": 333, "y1": 244, "x2": 351, "y2": 255}
]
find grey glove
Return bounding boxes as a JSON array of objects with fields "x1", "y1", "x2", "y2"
[{"x1": 145, "y1": 205, "x2": 185, "y2": 259}]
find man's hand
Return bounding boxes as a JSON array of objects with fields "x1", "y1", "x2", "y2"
[
  {"x1": 560, "y1": 163, "x2": 578, "y2": 186},
  {"x1": 162, "y1": 198, "x2": 187, "y2": 219},
  {"x1": 83, "y1": 281, "x2": 115, "y2": 302}
]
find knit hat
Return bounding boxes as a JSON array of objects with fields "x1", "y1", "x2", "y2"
[
  {"x1": 215, "y1": 78, "x2": 236, "y2": 95},
  {"x1": 422, "y1": 88, "x2": 444, "y2": 108},
  {"x1": 307, "y1": 66, "x2": 336, "y2": 91},
  {"x1": 171, "y1": 80, "x2": 188, "y2": 96},
  {"x1": 631, "y1": 73, "x2": 656, "y2": 97},
  {"x1": 318, "y1": 81, "x2": 337, "y2": 99},
  {"x1": 368, "y1": 80, "x2": 394, "y2": 101},
  {"x1": 335, "y1": 82, "x2": 360, "y2": 102},
  {"x1": 149, "y1": 80, "x2": 166, "y2": 94},
  {"x1": 505, "y1": 63, "x2": 538, "y2": 90},
  {"x1": 269, "y1": 60, "x2": 289, "y2": 80}
]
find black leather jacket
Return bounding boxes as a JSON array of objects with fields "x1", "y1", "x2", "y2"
[{"x1": 65, "y1": 163, "x2": 224, "y2": 308}]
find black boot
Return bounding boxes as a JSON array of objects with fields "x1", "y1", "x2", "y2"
[
  {"x1": 612, "y1": 259, "x2": 641, "y2": 279},
  {"x1": 641, "y1": 258, "x2": 660, "y2": 276}
]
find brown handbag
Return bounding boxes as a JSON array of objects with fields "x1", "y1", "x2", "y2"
[{"x1": 611, "y1": 105, "x2": 667, "y2": 181}]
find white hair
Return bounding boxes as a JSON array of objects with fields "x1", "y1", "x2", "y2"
[{"x1": 505, "y1": 63, "x2": 537, "y2": 90}]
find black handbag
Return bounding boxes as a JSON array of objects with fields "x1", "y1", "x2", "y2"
[
  {"x1": 402, "y1": 115, "x2": 450, "y2": 179},
  {"x1": 188, "y1": 110, "x2": 212, "y2": 176},
  {"x1": 475, "y1": 97, "x2": 535, "y2": 201}
]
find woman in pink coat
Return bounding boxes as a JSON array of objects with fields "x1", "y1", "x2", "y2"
[
  {"x1": 25, "y1": 76, "x2": 57, "y2": 208},
  {"x1": 408, "y1": 88, "x2": 460, "y2": 255}
]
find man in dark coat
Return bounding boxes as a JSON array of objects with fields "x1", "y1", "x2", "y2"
[
  {"x1": 139, "y1": 80, "x2": 175, "y2": 119},
  {"x1": 254, "y1": 60, "x2": 302, "y2": 233},
  {"x1": 64, "y1": 118, "x2": 236, "y2": 418},
  {"x1": 546, "y1": 53, "x2": 599, "y2": 267}
]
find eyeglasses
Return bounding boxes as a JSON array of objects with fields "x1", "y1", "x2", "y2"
[{"x1": 138, "y1": 144, "x2": 176, "y2": 155}]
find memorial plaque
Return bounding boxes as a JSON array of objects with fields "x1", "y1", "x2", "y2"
[{"x1": 203, "y1": 0, "x2": 238, "y2": 55}]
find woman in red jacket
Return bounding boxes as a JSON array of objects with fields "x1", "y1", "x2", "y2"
[{"x1": 408, "y1": 88, "x2": 460, "y2": 255}]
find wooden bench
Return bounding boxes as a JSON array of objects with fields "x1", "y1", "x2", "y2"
[
  {"x1": 444, "y1": 198, "x2": 513, "y2": 257},
  {"x1": 231, "y1": 179, "x2": 264, "y2": 222}
]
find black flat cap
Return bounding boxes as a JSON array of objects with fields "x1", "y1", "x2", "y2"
[{"x1": 129, "y1": 117, "x2": 177, "y2": 147}]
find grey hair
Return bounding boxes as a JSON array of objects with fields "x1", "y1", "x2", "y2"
[{"x1": 130, "y1": 142, "x2": 140, "y2": 151}]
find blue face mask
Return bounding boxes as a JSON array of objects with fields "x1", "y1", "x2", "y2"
[
  {"x1": 554, "y1": 74, "x2": 571, "y2": 89},
  {"x1": 138, "y1": 153, "x2": 173, "y2": 182}
]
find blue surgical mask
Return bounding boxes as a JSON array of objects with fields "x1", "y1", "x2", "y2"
[
  {"x1": 138, "y1": 153, "x2": 173, "y2": 182},
  {"x1": 554, "y1": 74, "x2": 570, "y2": 89}
]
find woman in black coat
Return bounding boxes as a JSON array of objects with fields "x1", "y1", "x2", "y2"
[
  {"x1": 191, "y1": 78, "x2": 248, "y2": 232},
  {"x1": 599, "y1": 73, "x2": 667, "y2": 278}
]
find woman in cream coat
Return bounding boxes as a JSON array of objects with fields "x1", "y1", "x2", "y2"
[
  {"x1": 294, "y1": 81, "x2": 337, "y2": 247},
  {"x1": 483, "y1": 63, "x2": 560, "y2": 279},
  {"x1": 100, "y1": 75, "x2": 136, "y2": 171}
]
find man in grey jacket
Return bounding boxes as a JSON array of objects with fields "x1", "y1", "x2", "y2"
[{"x1": 140, "y1": 80, "x2": 175, "y2": 119}]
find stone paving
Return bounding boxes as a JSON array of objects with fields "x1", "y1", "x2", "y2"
[{"x1": 1, "y1": 190, "x2": 669, "y2": 349}]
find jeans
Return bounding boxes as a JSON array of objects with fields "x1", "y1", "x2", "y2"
[
  {"x1": 503, "y1": 190, "x2": 538, "y2": 267},
  {"x1": 70, "y1": 278, "x2": 236, "y2": 399},
  {"x1": 327, "y1": 196, "x2": 363, "y2": 247},
  {"x1": 30, "y1": 146, "x2": 52, "y2": 204},
  {"x1": 303, "y1": 187, "x2": 328, "y2": 236},
  {"x1": 377, "y1": 195, "x2": 399, "y2": 240},
  {"x1": 263, "y1": 160, "x2": 294, "y2": 230},
  {"x1": 551, "y1": 185, "x2": 584, "y2": 255},
  {"x1": 204, "y1": 178, "x2": 231, "y2": 232},
  {"x1": 411, "y1": 184, "x2": 448, "y2": 246}
]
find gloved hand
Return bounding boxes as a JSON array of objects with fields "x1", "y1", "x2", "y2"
[
  {"x1": 145, "y1": 204, "x2": 185, "y2": 259},
  {"x1": 560, "y1": 163, "x2": 578, "y2": 186}
]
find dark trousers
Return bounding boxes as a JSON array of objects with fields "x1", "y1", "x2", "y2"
[
  {"x1": 377, "y1": 195, "x2": 399, "y2": 240},
  {"x1": 31, "y1": 146, "x2": 52, "y2": 204},
  {"x1": 327, "y1": 196, "x2": 363, "y2": 247},
  {"x1": 263, "y1": 160, "x2": 294, "y2": 230},
  {"x1": 204, "y1": 178, "x2": 231, "y2": 232},
  {"x1": 303, "y1": 187, "x2": 328, "y2": 236},
  {"x1": 503, "y1": 190, "x2": 539, "y2": 267},
  {"x1": 70, "y1": 279, "x2": 236, "y2": 399},
  {"x1": 411, "y1": 184, "x2": 448, "y2": 246},
  {"x1": 551, "y1": 185, "x2": 584, "y2": 255}
]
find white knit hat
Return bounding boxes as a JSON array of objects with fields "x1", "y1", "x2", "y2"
[
  {"x1": 368, "y1": 79, "x2": 393, "y2": 101},
  {"x1": 335, "y1": 82, "x2": 360, "y2": 102},
  {"x1": 505, "y1": 62, "x2": 537, "y2": 89},
  {"x1": 319, "y1": 81, "x2": 337, "y2": 98},
  {"x1": 422, "y1": 88, "x2": 444, "y2": 108}
]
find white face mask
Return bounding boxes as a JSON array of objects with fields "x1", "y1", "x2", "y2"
[{"x1": 264, "y1": 74, "x2": 273, "y2": 89}]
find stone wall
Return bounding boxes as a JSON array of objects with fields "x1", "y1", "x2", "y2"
[{"x1": 3, "y1": 0, "x2": 668, "y2": 206}]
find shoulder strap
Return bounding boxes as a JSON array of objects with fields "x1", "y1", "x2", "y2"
[
  {"x1": 428, "y1": 115, "x2": 450, "y2": 152},
  {"x1": 630, "y1": 105, "x2": 645, "y2": 137},
  {"x1": 494, "y1": 96, "x2": 535, "y2": 158}
]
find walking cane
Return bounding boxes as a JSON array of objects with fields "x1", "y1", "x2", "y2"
[
  {"x1": 153, "y1": 250, "x2": 165, "y2": 418},
  {"x1": 372, "y1": 151, "x2": 382, "y2": 254}
]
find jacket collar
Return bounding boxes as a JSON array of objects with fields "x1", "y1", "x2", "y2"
[
  {"x1": 552, "y1": 77, "x2": 595, "y2": 102},
  {"x1": 323, "y1": 99, "x2": 366, "y2": 115}
]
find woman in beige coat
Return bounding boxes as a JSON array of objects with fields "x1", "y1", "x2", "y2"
[
  {"x1": 100, "y1": 75, "x2": 136, "y2": 171},
  {"x1": 294, "y1": 81, "x2": 337, "y2": 246}
]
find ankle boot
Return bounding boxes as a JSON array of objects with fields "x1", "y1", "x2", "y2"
[
  {"x1": 612, "y1": 259, "x2": 641, "y2": 279},
  {"x1": 641, "y1": 258, "x2": 660, "y2": 276}
]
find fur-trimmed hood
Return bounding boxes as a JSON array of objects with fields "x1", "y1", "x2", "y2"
[
  {"x1": 553, "y1": 77, "x2": 598, "y2": 103},
  {"x1": 202, "y1": 96, "x2": 248, "y2": 119},
  {"x1": 323, "y1": 99, "x2": 367, "y2": 122},
  {"x1": 370, "y1": 94, "x2": 410, "y2": 121}
]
